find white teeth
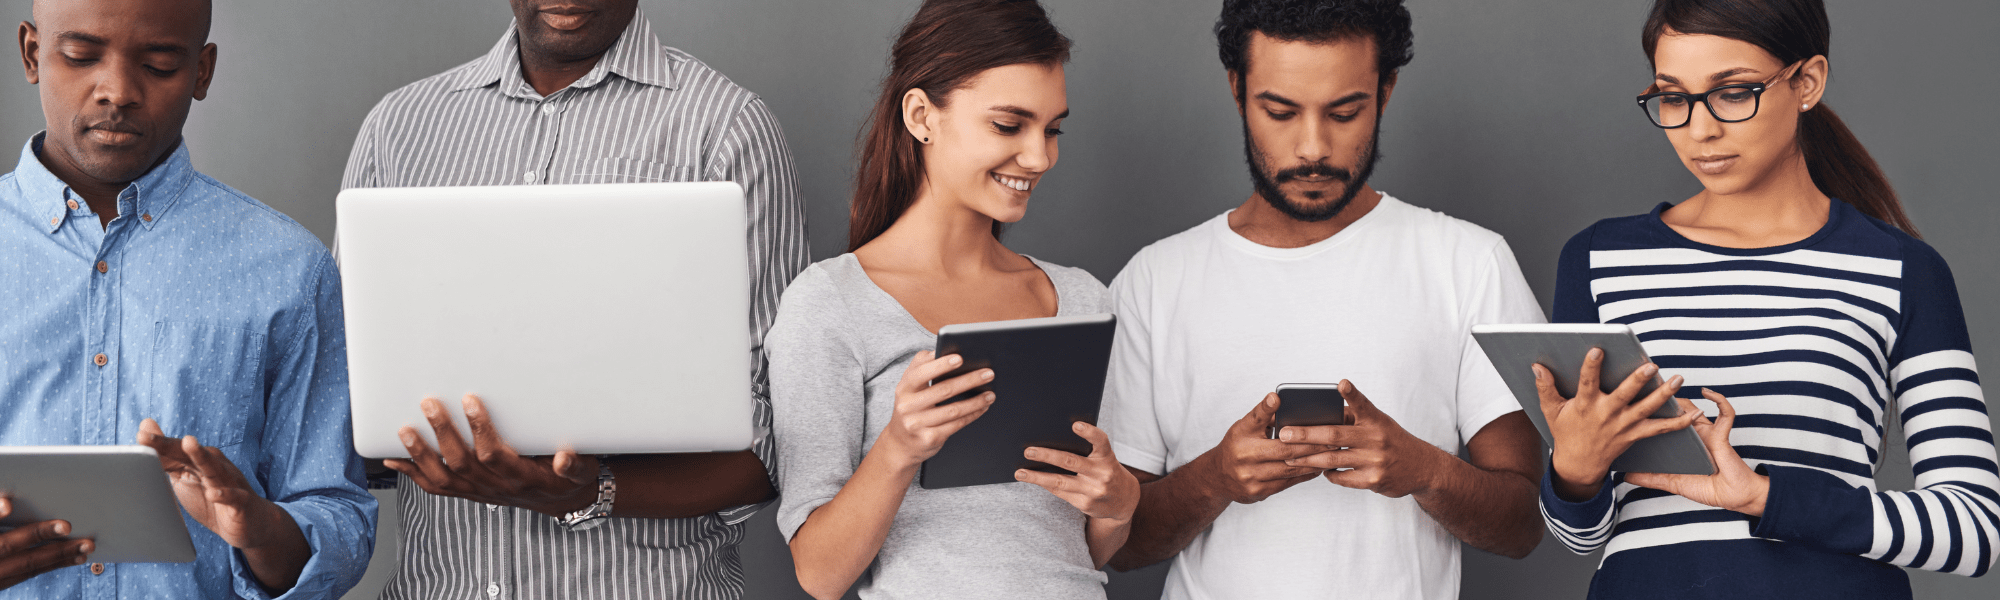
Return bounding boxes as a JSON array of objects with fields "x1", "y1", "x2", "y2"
[{"x1": 992, "y1": 173, "x2": 1031, "y2": 192}]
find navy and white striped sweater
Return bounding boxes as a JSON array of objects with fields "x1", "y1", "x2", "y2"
[{"x1": 1539, "y1": 201, "x2": 1997, "y2": 599}]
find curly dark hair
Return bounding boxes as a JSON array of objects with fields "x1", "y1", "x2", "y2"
[{"x1": 1215, "y1": 0, "x2": 1414, "y2": 99}]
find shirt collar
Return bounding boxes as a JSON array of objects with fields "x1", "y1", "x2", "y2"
[
  {"x1": 14, "y1": 133, "x2": 196, "y2": 234},
  {"x1": 449, "y1": 8, "x2": 676, "y2": 98}
]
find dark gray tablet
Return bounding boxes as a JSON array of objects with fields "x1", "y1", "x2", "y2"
[
  {"x1": 921, "y1": 314, "x2": 1117, "y2": 489},
  {"x1": 1471, "y1": 324, "x2": 1716, "y2": 475},
  {"x1": 0, "y1": 446, "x2": 197, "y2": 563}
]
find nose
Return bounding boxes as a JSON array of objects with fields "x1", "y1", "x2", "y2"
[
  {"x1": 1295, "y1": 114, "x2": 1333, "y2": 165},
  {"x1": 91, "y1": 56, "x2": 144, "y2": 110},
  {"x1": 1015, "y1": 132, "x2": 1054, "y2": 173},
  {"x1": 1683, "y1": 98, "x2": 1723, "y2": 142}
]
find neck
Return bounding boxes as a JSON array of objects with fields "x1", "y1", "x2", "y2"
[
  {"x1": 518, "y1": 44, "x2": 609, "y2": 97},
  {"x1": 1673, "y1": 150, "x2": 1830, "y2": 241},
  {"x1": 35, "y1": 139, "x2": 177, "y2": 227},
  {"x1": 1228, "y1": 184, "x2": 1382, "y2": 249},
  {"x1": 863, "y1": 186, "x2": 1010, "y2": 276}
]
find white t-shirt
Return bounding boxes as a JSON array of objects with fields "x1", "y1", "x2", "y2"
[{"x1": 1100, "y1": 194, "x2": 1546, "y2": 600}]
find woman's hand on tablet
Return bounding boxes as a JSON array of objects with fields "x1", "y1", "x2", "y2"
[
  {"x1": 875, "y1": 351, "x2": 996, "y2": 471},
  {"x1": 1017, "y1": 422, "x2": 1141, "y2": 567},
  {"x1": 0, "y1": 497, "x2": 92, "y2": 590},
  {"x1": 1017, "y1": 422, "x2": 1141, "y2": 520},
  {"x1": 1538, "y1": 348, "x2": 1702, "y2": 502},
  {"x1": 1626, "y1": 390, "x2": 1769, "y2": 516},
  {"x1": 137, "y1": 418, "x2": 310, "y2": 592},
  {"x1": 382, "y1": 395, "x2": 599, "y2": 518}
]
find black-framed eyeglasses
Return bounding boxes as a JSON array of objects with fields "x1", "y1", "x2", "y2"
[{"x1": 1636, "y1": 63, "x2": 1799, "y2": 129}]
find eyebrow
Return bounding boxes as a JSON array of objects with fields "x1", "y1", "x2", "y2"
[
  {"x1": 989, "y1": 105, "x2": 1069, "y2": 121},
  {"x1": 53, "y1": 30, "x2": 189, "y2": 55},
  {"x1": 1253, "y1": 90, "x2": 1372, "y2": 109},
  {"x1": 1655, "y1": 67, "x2": 1761, "y2": 86}
]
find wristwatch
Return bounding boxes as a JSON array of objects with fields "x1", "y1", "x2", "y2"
[{"x1": 558, "y1": 460, "x2": 616, "y2": 531}]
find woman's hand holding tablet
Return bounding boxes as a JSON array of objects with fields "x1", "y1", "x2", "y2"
[
  {"x1": 877, "y1": 351, "x2": 997, "y2": 472},
  {"x1": 1537, "y1": 350, "x2": 1705, "y2": 502},
  {"x1": 1015, "y1": 422, "x2": 1140, "y2": 521}
]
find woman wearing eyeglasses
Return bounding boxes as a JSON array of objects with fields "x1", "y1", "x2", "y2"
[{"x1": 1535, "y1": 0, "x2": 1997, "y2": 598}]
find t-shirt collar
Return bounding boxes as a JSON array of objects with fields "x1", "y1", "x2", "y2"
[
  {"x1": 1216, "y1": 191, "x2": 1395, "y2": 260},
  {"x1": 14, "y1": 132, "x2": 195, "y2": 234}
]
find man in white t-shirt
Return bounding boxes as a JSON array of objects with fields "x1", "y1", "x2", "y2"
[{"x1": 1100, "y1": 1, "x2": 1547, "y2": 598}]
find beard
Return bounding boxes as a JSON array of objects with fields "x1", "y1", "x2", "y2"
[{"x1": 1241, "y1": 113, "x2": 1382, "y2": 223}]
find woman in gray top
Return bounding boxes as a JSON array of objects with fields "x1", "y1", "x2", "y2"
[{"x1": 765, "y1": 2, "x2": 1137, "y2": 599}]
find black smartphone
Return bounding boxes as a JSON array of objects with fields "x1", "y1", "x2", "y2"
[{"x1": 1268, "y1": 383, "x2": 1346, "y2": 439}]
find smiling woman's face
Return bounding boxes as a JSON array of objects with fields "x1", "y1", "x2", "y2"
[
  {"x1": 908, "y1": 63, "x2": 1067, "y2": 225},
  {"x1": 1650, "y1": 31, "x2": 1821, "y2": 197}
]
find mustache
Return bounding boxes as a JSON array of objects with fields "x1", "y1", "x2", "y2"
[{"x1": 1272, "y1": 161, "x2": 1351, "y2": 184}]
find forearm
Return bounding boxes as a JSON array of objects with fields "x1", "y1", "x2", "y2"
[
  {"x1": 789, "y1": 446, "x2": 917, "y2": 600},
  {"x1": 240, "y1": 501, "x2": 312, "y2": 594},
  {"x1": 1411, "y1": 447, "x2": 1542, "y2": 559},
  {"x1": 1084, "y1": 516, "x2": 1131, "y2": 568},
  {"x1": 1109, "y1": 458, "x2": 1229, "y2": 571},
  {"x1": 605, "y1": 451, "x2": 773, "y2": 519}
]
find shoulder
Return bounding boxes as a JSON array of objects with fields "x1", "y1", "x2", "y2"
[
  {"x1": 187, "y1": 173, "x2": 331, "y2": 262},
  {"x1": 1113, "y1": 213, "x2": 1225, "y2": 286},
  {"x1": 1374, "y1": 195, "x2": 1515, "y2": 268},
  {"x1": 657, "y1": 47, "x2": 765, "y2": 122},
  {"x1": 1028, "y1": 257, "x2": 1110, "y2": 313},
  {"x1": 357, "y1": 57, "x2": 489, "y2": 130}
]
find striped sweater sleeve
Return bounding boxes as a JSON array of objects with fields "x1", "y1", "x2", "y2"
[
  {"x1": 1538, "y1": 226, "x2": 1624, "y2": 554},
  {"x1": 1750, "y1": 241, "x2": 1999, "y2": 576}
]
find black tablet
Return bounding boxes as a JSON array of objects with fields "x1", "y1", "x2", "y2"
[{"x1": 921, "y1": 313, "x2": 1117, "y2": 489}]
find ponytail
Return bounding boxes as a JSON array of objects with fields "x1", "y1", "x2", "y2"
[
  {"x1": 1797, "y1": 103, "x2": 1918, "y2": 236},
  {"x1": 1643, "y1": 0, "x2": 1920, "y2": 237}
]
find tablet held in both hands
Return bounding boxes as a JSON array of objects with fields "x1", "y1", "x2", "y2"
[
  {"x1": 337, "y1": 182, "x2": 755, "y2": 459},
  {"x1": 0, "y1": 446, "x2": 196, "y2": 564},
  {"x1": 921, "y1": 314, "x2": 1118, "y2": 490},
  {"x1": 1471, "y1": 323, "x2": 1715, "y2": 475}
]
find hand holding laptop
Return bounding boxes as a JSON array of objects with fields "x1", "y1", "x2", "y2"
[
  {"x1": 0, "y1": 498, "x2": 90, "y2": 590},
  {"x1": 382, "y1": 396, "x2": 599, "y2": 518}
]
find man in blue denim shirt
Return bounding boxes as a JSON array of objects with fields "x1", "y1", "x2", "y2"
[{"x1": 0, "y1": 0, "x2": 375, "y2": 597}]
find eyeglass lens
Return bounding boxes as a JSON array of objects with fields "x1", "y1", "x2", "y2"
[{"x1": 1646, "y1": 86, "x2": 1762, "y2": 127}]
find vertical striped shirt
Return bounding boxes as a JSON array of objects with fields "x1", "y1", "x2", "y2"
[
  {"x1": 340, "y1": 10, "x2": 808, "y2": 599},
  {"x1": 1539, "y1": 200, "x2": 1997, "y2": 599}
]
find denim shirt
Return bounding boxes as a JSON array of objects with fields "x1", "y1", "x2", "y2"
[{"x1": 0, "y1": 136, "x2": 376, "y2": 599}]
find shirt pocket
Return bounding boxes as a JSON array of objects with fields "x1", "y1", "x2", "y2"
[
  {"x1": 579, "y1": 158, "x2": 702, "y2": 184},
  {"x1": 146, "y1": 322, "x2": 265, "y2": 448}
]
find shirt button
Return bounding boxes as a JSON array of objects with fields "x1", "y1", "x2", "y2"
[
  {"x1": 89, "y1": 563, "x2": 104, "y2": 575},
  {"x1": 486, "y1": 582, "x2": 501, "y2": 597},
  {"x1": 93, "y1": 353, "x2": 108, "y2": 367},
  {"x1": 96, "y1": 260, "x2": 108, "y2": 273},
  {"x1": 141, "y1": 213, "x2": 153, "y2": 222},
  {"x1": 49, "y1": 217, "x2": 59, "y2": 226},
  {"x1": 541, "y1": 103, "x2": 556, "y2": 115},
  {"x1": 521, "y1": 171, "x2": 537, "y2": 183},
  {"x1": 66, "y1": 199, "x2": 78, "y2": 210}
]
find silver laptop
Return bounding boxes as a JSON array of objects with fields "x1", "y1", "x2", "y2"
[{"x1": 336, "y1": 182, "x2": 753, "y2": 458}]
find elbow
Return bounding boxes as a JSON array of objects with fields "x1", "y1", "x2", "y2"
[{"x1": 793, "y1": 563, "x2": 848, "y2": 600}]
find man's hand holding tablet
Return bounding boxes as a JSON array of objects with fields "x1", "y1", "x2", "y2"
[{"x1": 0, "y1": 498, "x2": 91, "y2": 590}]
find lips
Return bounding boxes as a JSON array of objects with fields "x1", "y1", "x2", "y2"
[
  {"x1": 83, "y1": 121, "x2": 141, "y2": 146},
  {"x1": 991, "y1": 172, "x2": 1034, "y2": 193},
  {"x1": 1691, "y1": 154, "x2": 1738, "y2": 176},
  {"x1": 538, "y1": 5, "x2": 593, "y2": 31}
]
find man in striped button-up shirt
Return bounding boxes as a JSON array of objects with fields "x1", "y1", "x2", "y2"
[{"x1": 339, "y1": 1, "x2": 808, "y2": 598}]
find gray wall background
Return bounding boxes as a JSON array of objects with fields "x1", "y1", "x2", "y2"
[{"x1": 2, "y1": 0, "x2": 1992, "y2": 597}]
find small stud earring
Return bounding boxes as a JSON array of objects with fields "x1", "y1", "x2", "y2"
[
  {"x1": 921, "y1": 137, "x2": 930, "y2": 144},
  {"x1": 1802, "y1": 103, "x2": 1811, "y2": 110}
]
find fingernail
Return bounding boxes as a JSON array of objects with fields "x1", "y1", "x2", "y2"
[
  {"x1": 1668, "y1": 375, "x2": 1684, "y2": 387},
  {"x1": 1639, "y1": 363, "x2": 1658, "y2": 376},
  {"x1": 1073, "y1": 422, "x2": 1086, "y2": 432},
  {"x1": 1532, "y1": 365, "x2": 1545, "y2": 380},
  {"x1": 78, "y1": 540, "x2": 93, "y2": 554},
  {"x1": 1015, "y1": 469, "x2": 1030, "y2": 479},
  {"x1": 981, "y1": 369, "x2": 994, "y2": 381},
  {"x1": 1279, "y1": 428, "x2": 1295, "y2": 441},
  {"x1": 73, "y1": 555, "x2": 86, "y2": 565},
  {"x1": 1588, "y1": 348, "x2": 1602, "y2": 359},
  {"x1": 399, "y1": 429, "x2": 416, "y2": 445},
  {"x1": 53, "y1": 520, "x2": 68, "y2": 535},
  {"x1": 948, "y1": 355, "x2": 962, "y2": 366}
]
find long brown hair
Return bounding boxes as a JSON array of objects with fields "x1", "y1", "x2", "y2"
[
  {"x1": 1642, "y1": 0, "x2": 1919, "y2": 237},
  {"x1": 846, "y1": 0, "x2": 1072, "y2": 252}
]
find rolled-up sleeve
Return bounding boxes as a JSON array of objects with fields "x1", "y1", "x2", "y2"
[{"x1": 229, "y1": 256, "x2": 378, "y2": 599}]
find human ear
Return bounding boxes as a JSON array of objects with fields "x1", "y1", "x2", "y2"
[
  {"x1": 1377, "y1": 71, "x2": 1398, "y2": 117},
  {"x1": 901, "y1": 88, "x2": 936, "y2": 144},
  {"x1": 1227, "y1": 70, "x2": 1243, "y2": 114},
  {"x1": 19, "y1": 21, "x2": 38, "y2": 85},
  {"x1": 1792, "y1": 55, "x2": 1828, "y2": 111},
  {"x1": 192, "y1": 42, "x2": 215, "y2": 101}
]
